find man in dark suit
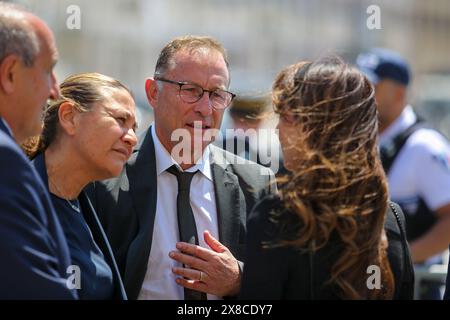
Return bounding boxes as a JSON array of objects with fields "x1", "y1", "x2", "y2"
[
  {"x1": 0, "y1": 2, "x2": 76, "y2": 299},
  {"x1": 89, "y1": 36, "x2": 277, "y2": 300}
]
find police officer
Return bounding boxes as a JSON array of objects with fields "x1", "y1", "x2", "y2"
[{"x1": 357, "y1": 48, "x2": 450, "y2": 299}]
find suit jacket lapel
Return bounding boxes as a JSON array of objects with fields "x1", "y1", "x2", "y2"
[
  {"x1": 79, "y1": 192, "x2": 127, "y2": 300},
  {"x1": 210, "y1": 146, "x2": 246, "y2": 252},
  {"x1": 122, "y1": 127, "x2": 158, "y2": 299}
]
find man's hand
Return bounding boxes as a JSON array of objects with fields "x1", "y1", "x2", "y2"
[{"x1": 169, "y1": 230, "x2": 241, "y2": 297}]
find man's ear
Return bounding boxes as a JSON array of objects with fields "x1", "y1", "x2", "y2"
[
  {"x1": 0, "y1": 55, "x2": 20, "y2": 94},
  {"x1": 145, "y1": 78, "x2": 159, "y2": 110},
  {"x1": 58, "y1": 102, "x2": 77, "y2": 136},
  {"x1": 395, "y1": 85, "x2": 407, "y2": 105}
]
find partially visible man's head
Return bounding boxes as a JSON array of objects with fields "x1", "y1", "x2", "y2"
[
  {"x1": 146, "y1": 36, "x2": 233, "y2": 168},
  {"x1": 0, "y1": 2, "x2": 59, "y2": 143},
  {"x1": 356, "y1": 48, "x2": 410, "y2": 131}
]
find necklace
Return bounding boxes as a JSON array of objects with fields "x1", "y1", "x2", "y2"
[
  {"x1": 65, "y1": 198, "x2": 81, "y2": 214},
  {"x1": 48, "y1": 178, "x2": 81, "y2": 214}
]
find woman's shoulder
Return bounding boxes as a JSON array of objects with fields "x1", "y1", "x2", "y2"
[
  {"x1": 248, "y1": 194, "x2": 286, "y2": 225},
  {"x1": 252, "y1": 193, "x2": 283, "y2": 212},
  {"x1": 248, "y1": 193, "x2": 301, "y2": 242},
  {"x1": 384, "y1": 201, "x2": 406, "y2": 236},
  {"x1": 384, "y1": 201, "x2": 414, "y2": 299}
]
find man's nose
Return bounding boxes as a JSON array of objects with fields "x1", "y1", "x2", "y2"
[
  {"x1": 194, "y1": 92, "x2": 213, "y2": 116},
  {"x1": 49, "y1": 72, "x2": 60, "y2": 100}
]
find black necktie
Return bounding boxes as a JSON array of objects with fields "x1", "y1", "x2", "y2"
[{"x1": 167, "y1": 165, "x2": 206, "y2": 300}]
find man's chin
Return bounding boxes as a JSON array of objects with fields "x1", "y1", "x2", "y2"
[
  {"x1": 170, "y1": 143, "x2": 210, "y2": 166},
  {"x1": 24, "y1": 122, "x2": 44, "y2": 141}
]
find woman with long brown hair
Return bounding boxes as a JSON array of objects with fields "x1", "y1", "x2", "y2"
[{"x1": 240, "y1": 57, "x2": 414, "y2": 299}]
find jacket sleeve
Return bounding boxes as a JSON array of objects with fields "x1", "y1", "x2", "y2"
[
  {"x1": 240, "y1": 198, "x2": 288, "y2": 299},
  {"x1": 0, "y1": 146, "x2": 77, "y2": 299}
]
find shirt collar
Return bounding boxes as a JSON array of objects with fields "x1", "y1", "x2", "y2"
[
  {"x1": 151, "y1": 124, "x2": 212, "y2": 181},
  {"x1": 379, "y1": 105, "x2": 416, "y2": 146}
]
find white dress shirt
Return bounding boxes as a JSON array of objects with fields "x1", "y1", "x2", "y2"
[{"x1": 138, "y1": 125, "x2": 220, "y2": 300}]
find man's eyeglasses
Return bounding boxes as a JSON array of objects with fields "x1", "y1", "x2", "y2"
[{"x1": 155, "y1": 77, "x2": 236, "y2": 110}]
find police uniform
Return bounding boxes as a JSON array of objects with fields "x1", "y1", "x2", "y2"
[{"x1": 380, "y1": 105, "x2": 450, "y2": 266}]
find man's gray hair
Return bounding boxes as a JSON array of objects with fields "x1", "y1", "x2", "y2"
[
  {"x1": 154, "y1": 35, "x2": 229, "y2": 77},
  {"x1": 0, "y1": 2, "x2": 39, "y2": 67}
]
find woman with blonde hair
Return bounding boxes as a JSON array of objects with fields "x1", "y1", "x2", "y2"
[
  {"x1": 25, "y1": 72, "x2": 137, "y2": 299},
  {"x1": 240, "y1": 57, "x2": 414, "y2": 299}
]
